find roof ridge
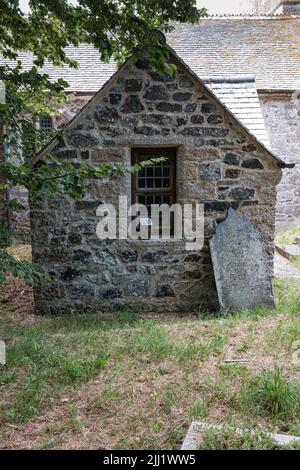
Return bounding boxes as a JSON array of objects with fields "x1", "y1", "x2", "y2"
[
  {"x1": 201, "y1": 75, "x2": 256, "y2": 84},
  {"x1": 203, "y1": 13, "x2": 300, "y2": 18}
]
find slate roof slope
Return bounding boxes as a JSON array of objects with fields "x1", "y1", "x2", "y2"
[
  {"x1": 1, "y1": 16, "x2": 299, "y2": 92},
  {"x1": 203, "y1": 76, "x2": 270, "y2": 148},
  {"x1": 167, "y1": 17, "x2": 300, "y2": 91},
  {"x1": 1, "y1": 44, "x2": 117, "y2": 94}
]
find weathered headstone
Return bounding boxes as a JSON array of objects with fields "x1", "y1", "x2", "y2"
[{"x1": 209, "y1": 208, "x2": 275, "y2": 312}]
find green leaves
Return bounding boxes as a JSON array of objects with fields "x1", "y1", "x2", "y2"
[{"x1": 0, "y1": 249, "x2": 44, "y2": 286}]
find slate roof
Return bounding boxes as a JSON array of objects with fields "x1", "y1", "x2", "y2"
[
  {"x1": 203, "y1": 76, "x2": 270, "y2": 148},
  {"x1": 1, "y1": 15, "x2": 299, "y2": 92},
  {"x1": 168, "y1": 17, "x2": 300, "y2": 91},
  {"x1": 2, "y1": 44, "x2": 117, "y2": 94}
]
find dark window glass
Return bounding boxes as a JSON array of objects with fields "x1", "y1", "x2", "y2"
[{"x1": 131, "y1": 148, "x2": 176, "y2": 236}]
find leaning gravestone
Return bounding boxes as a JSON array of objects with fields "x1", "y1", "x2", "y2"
[{"x1": 209, "y1": 208, "x2": 275, "y2": 312}]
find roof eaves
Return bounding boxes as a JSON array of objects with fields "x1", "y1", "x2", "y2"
[{"x1": 201, "y1": 75, "x2": 256, "y2": 84}]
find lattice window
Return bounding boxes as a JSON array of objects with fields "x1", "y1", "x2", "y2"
[
  {"x1": 131, "y1": 148, "x2": 176, "y2": 235},
  {"x1": 39, "y1": 115, "x2": 53, "y2": 133}
]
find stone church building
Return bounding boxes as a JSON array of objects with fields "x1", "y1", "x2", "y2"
[{"x1": 29, "y1": 37, "x2": 290, "y2": 314}]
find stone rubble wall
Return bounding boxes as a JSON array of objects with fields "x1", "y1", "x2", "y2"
[
  {"x1": 30, "y1": 56, "x2": 281, "y2": 314},
  {"x1": 259, "y1": 92, "x2": 300, "y2": 225}
]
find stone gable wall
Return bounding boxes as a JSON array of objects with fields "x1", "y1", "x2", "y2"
[{"x1": 30, "y1": 57, "x2": 281, "y2": 314}]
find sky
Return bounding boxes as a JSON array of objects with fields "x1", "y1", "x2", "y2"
[
  {"x1": 199, "y1": 0, "x2": 254, "y2": 13},
  {"x1": 19, "y1": 0, "x2": 278, "y2": 15}
]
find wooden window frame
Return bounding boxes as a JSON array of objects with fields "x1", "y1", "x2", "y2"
[{"x1": 131, "y1": 147, "x2": 177, "y2": 207}]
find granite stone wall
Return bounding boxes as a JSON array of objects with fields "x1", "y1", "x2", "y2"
[
  {"x1": 259, "y1": 92, "x2": 300, "y2": 225},
  {"x1": 30, "y1": 56, "x2": 282, "y2": 314}
]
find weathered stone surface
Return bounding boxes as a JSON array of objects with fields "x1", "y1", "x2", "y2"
[
  {"x1": 56, "y1": 149, "x2": 78, "y2": 160},
  {"x1": 201, "y1": 103, "x2": 216, "y2": 114},
  {"x1": 242, "y1": 144, "x2": 257, "y2": 153},
  {"x1": 61, "y1": 267, "x2": 81, "y2": 280},
  {"x1": 149, "y1": 71, "x2": 174, "y2": 82},
  {"x1": 156, "y1": 284, "x2": 175, "y2": 297},
  {"x1": 68, "y1": 232, "x2": 82, "y2": 245},
  {"x1": 125, "y1": 79, "x2": 142, "y2": 92},
  {"x1": 173, "y1": 92, "x2": 192, "y2": 102},
  {"x1": 200, "y1": 162, "x2": 221, "y2": 181},
  {"x1": 156, "y1": 102, "x2": 182, "y2": 113},
  {"x1": 185, "y1": 103, "x2": 197, "y2": 113},
  {"x1": 207, "y1": 114, "x2": 223, "y2": 125},
  {"x1": 121, "y1": 95, "x2": 144, "y2": 113},
  {"x1": 179, "y1": 127, "x2": 229, "y2": 137},
  {"x1": 191, "y1": 115, "x2": 204, "y2": 125},
  {"x1": 119, "y1": 250, "x2": 138, "y2": 262},
  {"x1": 144, "y1": 85, "x2": 168, "y2": 101},
  {"x1": 74, "y1": 200, "x2": 102, "y2": 211},
  {"x1": 179, "y1": 76, "x2": 193, "y2": 88},
  {"x1": 134, "y1": 125, "x2": 160, "y2": 135},
  {"x1": 98, "y1": 125, "x2": 126, "y2": 136},
  {"x1": 260, "y1": 95, "x2": 300, "y2": 223},
  {"x1": 109, "y1": 93, "x2": 122, "y2": 105},
  {"x1": 98, "y1": 287, "x2": 121, "y2": 300},
  {"x1": 94, "y1": 104, "x2": 119, "y2": 123},
  {"x1": 225, "y1": 168, "x2": 241, "y2": 179},
  {"x1": 224, "y1": 152, "x2": 240, "y2": 166},
  {"x1": 229, "y1": 187, "x2": 255, "y2": 200},
  {"x1": 67, "y1": 132, "x2": 100, "y2": 147},
  {"x1": 73, "y1": 249, "x2": 92, "y2": 262},
  {"x1": 142, "y1": 250, "x2": 168, "y2": 263},
  {"x1": 177, "y1": 116, "x2": 188, "y2": 126},
  {"x1": 209, "y1": 208, "x2": 275, "y2": 312},
  {"x1": 80, "y1": 150, "x2": 90, "y2": 160},
  {"x1": 205, "y1": 201, "x2": 239, "y2": 213},
  {"x1": 242, "y1": 158, "x2": 264, "y2": 169},
  {"x1": 143, "y1": 114, "x2": 172, "y2": 126}
]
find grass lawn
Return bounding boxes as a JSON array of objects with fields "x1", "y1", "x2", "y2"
[
  {"x1": 1, "y1": 246, "x2": 300, "y2": 449},
  {"x1": 276, "y1": 227, "x2": 300, "y2": 245}
]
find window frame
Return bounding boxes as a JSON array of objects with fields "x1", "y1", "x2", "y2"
[
  {"x1": 38, "y1": 115, "x2": 54, "y2": 133},
  {"x1": 131, "y1": 147, "x2": 177, "y2": 207}
]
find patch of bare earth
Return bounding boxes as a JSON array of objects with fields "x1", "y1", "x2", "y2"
[{"x1": 0, "y1": 245, "x2": 35, "y2": 321}]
